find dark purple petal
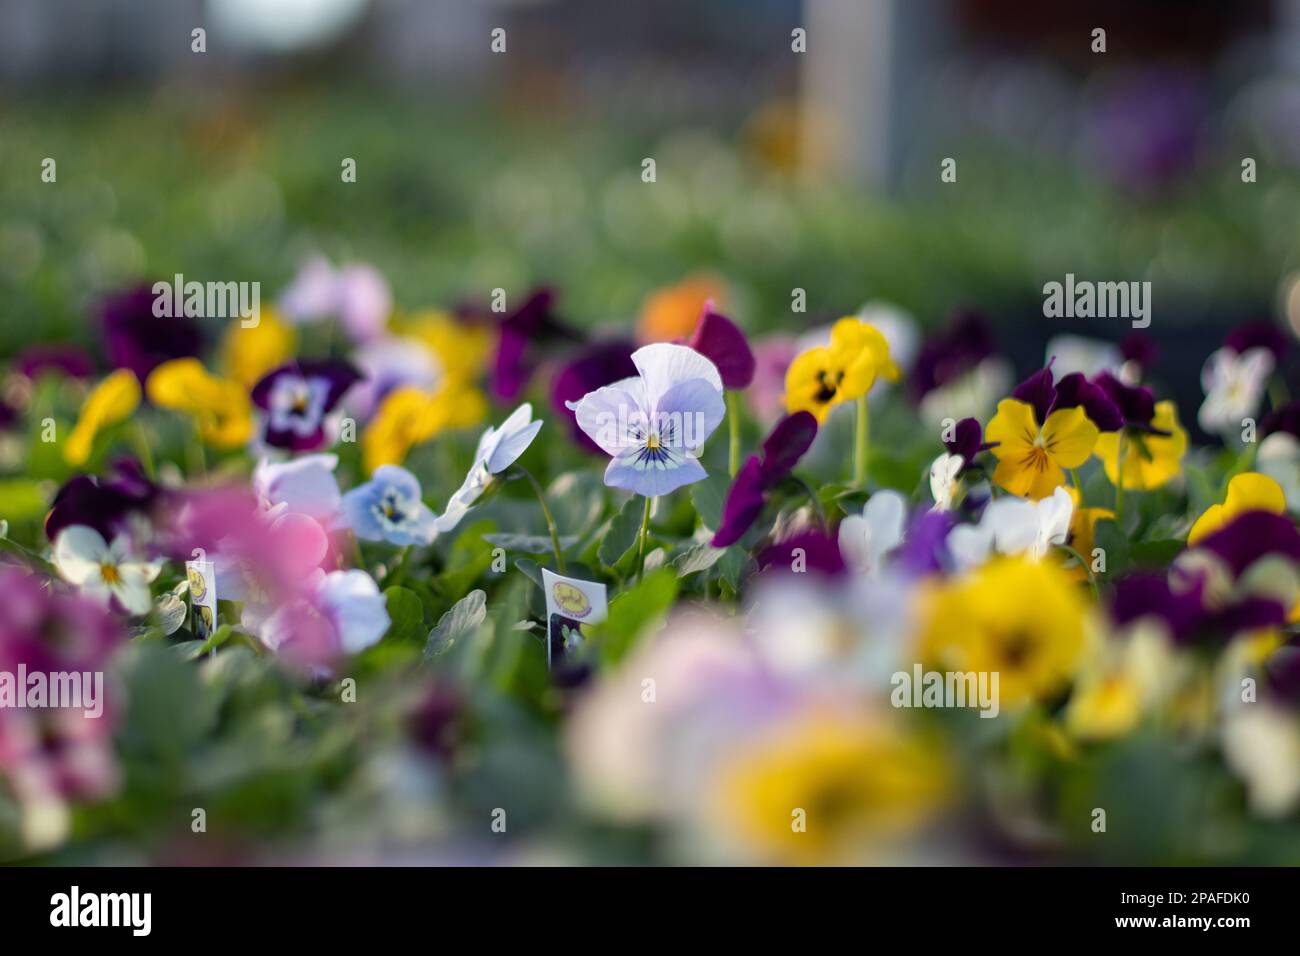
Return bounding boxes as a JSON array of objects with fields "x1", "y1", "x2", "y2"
[
  {"x1": 1225, "y1": 320, "x2": 1288, "y2": 362},
  {"x1": 490, "y1": 288, "x2": 582, "y2": 401},
  {"x1": 712, "y1": 457, "x2": 767, "y2": 548},
  {"x1": 1053, "y1": 372, "x2": 1124, "y2": 431},
  {"x1": 757, "y1": 530, "x2": 845, "y2": 577},
  {"x1": 1206, "y1": 596, "x2": 1290, "y2": 638},
  {"x1": 943, "y1": 418, "x2": 990, "y2": 469},
  {"x1": 1093, "y1": 371, "x2": 1156, "y2": 429},
  {"x1": 45, "y1": 457, "x2": 159, "y2": 543},
  {"x1": 100, "y1": 283, "x2": 204, "y2": 382},
  {"x1": 250, "y1": 360, "x2": 361, "y2": 413},
  {"x1": 15, "y1": 344, "x2": 94, "y2": 380},
  {"x1": 1012, "y1": 361, "x2": 1057, "y2": 424},
  {"x1": 550, "y1": 340, "x2": 638, "y2": 453},
  {"x1": 1262, "y1": 401, "x2": 1300, "y2": 439},
  {"x1": 687, "y1": 304, "x2": 755, "y2": 390},
  {"x1": 1264, "y1": 643, "x2": 1300, "y2": 706},
  {"x1": 1119, "y1": 331, "x2": 1157, "y2": 373},
  {"x1": 1110, "y1": 572, "x2": 1202, "y2": 643},
  {"x1": 910, "y1": 310, "x2": 996, "y2": 402},
  {"x1": 1197, "y1": 511, "x2": 1300, "y2": 577},
  {"x1": 758, "y1": 412, "x2": 817, "y2": 485}
]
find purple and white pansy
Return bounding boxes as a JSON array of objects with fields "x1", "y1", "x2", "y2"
[
  {"x1": 251, "y1": 359, "x2": 362, "y2": 452},
  {"x1": 566, "y1": 343, "x2": 725, "y2": 497}
]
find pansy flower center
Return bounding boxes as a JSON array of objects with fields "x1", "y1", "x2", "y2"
[
  {"x1": 814, "y1": 368, "x2": 845, "y2": 404},
  {"x1": 100, "y1": 562, "x2": 121, "y2": 586}
]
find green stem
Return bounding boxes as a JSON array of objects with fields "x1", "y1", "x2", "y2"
[
  {"x1": 187, "y1": 422, "x2": 207, "y2": 479},
  {"x1": 853, "y1": 395, "x2": 870, "y2": 488},
  {"x1": 1113, "y1": 432, "x2": 1127, "y2": 528},
  {"x1": 636, "y1": 495, "x2": 653, "y2": 583},
  {"x1": 0, "y1": 536, "x2": 58, "y2": 577},
  {"x1": 132, "y1": 422, "x2": 156, "y2": 480},
  {"x1": 789, "y1": 474, "x2": 826, "y2": 529},
  {"x1": 516, "y1": 466, "x2": 566, "y2": 573},
  {"x1": 726, "y1": 391, "x2": 741, "y2": 477},
  {"x1": 387, "y1": 545, "x2": 414, "y2": 588}
]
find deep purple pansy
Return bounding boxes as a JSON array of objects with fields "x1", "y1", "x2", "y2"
[
  {"x1": 1118, "y1": 331, "x2": 1157, "y2": 376},
  {"x1": 1262, "y1": 401, "x2": 1300, "y2": 439},
  {"x1": 756, "y1": 528, "x2": 845, "y2": 577},
  {"x1": 1225, "y1": 320, "x2": 1288, "y2": 363},
  {"x1": 100, "y1": 283, "x2": 203, "y2": 382},
  {"x1": 44, "y1": 457, "x2": 160, "y2": 543},
  {"x1": 1012, "y1": 359, "x2": 1124, "y2": 432},
  {"x1": 251, "y1": 359, "x2": 362, "y2": 452},
  {"x1": 944, "y1": 417, "x2": 994, "y2": 472},
  {"x1": 686, "y1": 303, "x2": 755, "y2": 391},
  {"x1": 1196, "y1": 511, "x2": 1300, "y2": 578},
  {"x1": 1093, "y1": 371, "x2": 1162, "y2": 433},
  {"x1": 550, "y1": 340, "x2": 638, "y2": 453},
  {"x1": 15, "y1": 344, "x2": 94, "y2": 380},
  {"x1": 492, "y1": 288, "x2": 582, "y2": 402},
  {"x1": 712, "y1": 412, "x2": 817, "y2": 547},
  {"x1": 910, "y1": 310, "x2": 996, "y2": 402}
]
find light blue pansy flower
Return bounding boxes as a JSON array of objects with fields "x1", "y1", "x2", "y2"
[{"x1": 341, "y1": 464, "x2": 439, "y2": 546}]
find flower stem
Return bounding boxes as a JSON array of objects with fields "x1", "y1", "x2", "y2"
[
  {"x1": 132, "y1": 422, "x2": 156, "y2": 480},
  {"x1": 726, "y1": 391, "x2": 741, "y2": 477},
  {"x1": 387, "y1": 545, "x2": 413, "y2": 588},
  {"x1": 637, "y1": 495, "x2": 653, "y2": 583},
  {"x1": 516, "y1": 466, "x2": 566, "y2": 573},
  {"x1": 1113, "y1": 432, "x2": 1127, "y2": 528},
  {"x1": 853, "y1": 395, "x2": 870, "y2": 488}
]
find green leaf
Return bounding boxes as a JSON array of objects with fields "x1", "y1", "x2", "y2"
[
  {"x1": 674, "y1": 540, "x2": 727, "y2": 576},
  {"x1": 690, "y1": 472, "x2": 731, "y2": 532},
  {"x1": 590, "y1": 567, "x2": 679, "y2": 665},
  {"x1": 1092, "y1": 519, "x2": 1131, "y2": 576},
  {"x1": 154, "y1": 592, "x2": 188, "y2": 636},
  {"x1": 599, "y1": 497, "x2": 644, "y2": 568},
  {"x1": 482, "y1": 532, "x2": 578, "y2": 554},
  {"x1": 0, "y1": 479, "x2": 49, "y2": 524},
  {"x1": 547, "y1": 471, "x2": 606, "y2": 537},
  {"x1": 383, "y1": 586, "x2": 426, "y2": 643},
  {"x1": 425, "y1": 589, "x2": 487, "y2": 660},
  {"x1": 1129, "y1": 539, "x2": 1185, "y2": 567}
]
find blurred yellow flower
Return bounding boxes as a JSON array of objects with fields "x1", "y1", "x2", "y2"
[
  {"x1": 64, "y1": 369, "x2": 140, "y2": 466},
  {"x1": 362, "y1": 380, "x2": 487, "y2": 474},
  {"x1": 1093, "y1": 400, "x2": 1188, "y2": 491},
  {"x1": 396, "y1": 310, "x2": 493, "y2": 385},
  {"x1": 707, "y1": 709, "x2": 949, "y2": 864},
  {"x1": 918, "y1": 556, "x2": 1092, "y2": 709},
  {"x1": 985, "y1": 399, "x2": 1098, "y2": 500},
  {"x1": 637, "y1": 275, "x2": 724, "y2": 343},
  {"x1": 1187, "y1": 472, "x2": 1285, "y2": 545},
  {"x1": 785, "y1": 318, "x2": 900, "y2": 422},
  {"x1": 219, "y1": 308, "x2": 297, "y2": 388},
  {"x1": 146, "y1": 358, "x2": 254, "y2": 450},
  {"x1": 1066, "y1": 627, "x2": 1183, "y2": 741},
  {"x1": 1064, "y1": 486, "x2": 1113, "y2": 579}
]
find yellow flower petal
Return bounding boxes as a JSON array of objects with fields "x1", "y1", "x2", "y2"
[
  {"x1": 1188, "y1": 472, "x2": 1286, "y2": 545},
  {"x1": 1094, "y1": 401, "x2": 1187, "y2": 491},
  {"x1": 219, "y1": 308, "x2": 296, "y2": 389},
  {"x1": 1041, "y1": 406, "x2": 1099, "y2": 469},
  {"x1": 64, "y1": 369, "x2": 141, "y2": 466},
  {"x1": 984, "y1": 399, "x2": 1038, "y2": 460},
  {"x1": 784, "y1": 348, "x2": 838, "y2": 422},
  {"x1": 146, "y1": 359, "x2": 253, "y2": 450}
]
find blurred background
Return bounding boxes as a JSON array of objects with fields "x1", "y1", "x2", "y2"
[{"x1": 2, "y1": 0, "x2": 1300, "y2": 408}]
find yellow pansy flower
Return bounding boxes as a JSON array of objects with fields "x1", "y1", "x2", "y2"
[
  {"x1": 395, "y1": 310, "x2": 493, "y2": 385},
  {"x1": 917, "y1": 556, "x2": 1092, "y2": 709},
  {"x1": 984, "y1": 398, "x2": 1099, "y2": 500},
  {"x1": 784, "y1": 318, "x2": 900, "y2": 422},
  {"x1": 362, "y1": 380, "x2": 487, "y2": 474},
  {"x1": 219, "y1": 309, "x2": 297, "y2": 388},
  {"x1": 1093, "y1": 400, "x2": 1187, "y2": 491},
  {"x1": 1066, "y1": 627, "x2": 1182, "y2": 741},
  {"x1": 1187, "y1": 472, "x2": 1286, "y2": 545},
  {"x1": 65, "y1": 369, "x2": 141, "y2": 466},
  {"x1": 706, "y1": 709, "x2": 949, "y2": 864},
  {"x1": 146, "y1": 358, "x2": 254, "y2": 449},
  {"x1": 1063, "y1": 486, "x2": 1113, "y2": 580}
]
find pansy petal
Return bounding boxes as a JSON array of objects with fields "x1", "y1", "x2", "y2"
[
  {"x1": 984, "y1": 399, "x2": 1038, "y2": 459},
  {"x1": 604, "y1": 446, "x2": 707, "y2": 497},
  {"x1": 568, "y1": 382, "x2": 648, "y2": 456},
  {"x1": 631, "y1": 343, "x2": 723, "y2": 404},
  {"x1": 1041, "y1": 406, "x2": 1099, "y2": 468},
  {"x1": 652, "y1": 378, "x2": 726, "y2": 451},
  {"x1": 53, "y1": 525, "x2": 109, "y2": 585},
  {"x1": 487, "y1": 417, "x2": 543, "y2": 475}
]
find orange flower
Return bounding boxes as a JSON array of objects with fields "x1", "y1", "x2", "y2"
[{"x1": 637, "y1": 275, "x2": 724, "y2": 343}]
